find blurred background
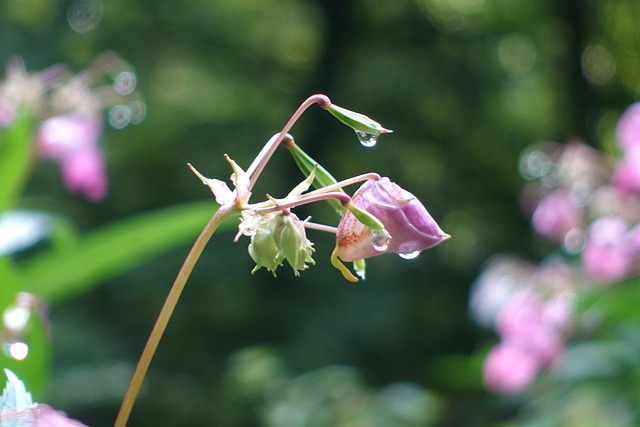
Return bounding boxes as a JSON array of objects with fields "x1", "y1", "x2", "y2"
[{"x1": 2, "y1": 0, "x2": 640, "y2": 426}]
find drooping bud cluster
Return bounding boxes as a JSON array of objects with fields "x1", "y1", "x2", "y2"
[{"x1": 247, "y1": 211, "x2": 315, "y2": 276}]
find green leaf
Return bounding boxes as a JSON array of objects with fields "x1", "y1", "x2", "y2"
[
  {"x1": 579, "y1": 276, "x2": 640, "y2": 326},
  {"x1": 20, "y1": 201, "x2": 233, "y2": 302},
  {"x1": 0, "y1": 113, "x2": 35, "y2": 213}
]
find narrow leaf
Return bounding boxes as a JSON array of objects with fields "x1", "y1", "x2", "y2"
[{"x1": 21, "y1": 201, "x2": 232, "y2": 302}]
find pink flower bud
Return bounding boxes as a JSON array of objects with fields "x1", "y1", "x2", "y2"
[{"x1": 335, "y1": 178, "x2": 449, "y2": 262}]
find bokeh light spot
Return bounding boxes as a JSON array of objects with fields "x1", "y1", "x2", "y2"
[
  {"x1": 109, "y1": 105, "x2": 132, "y2": 129},
  {"x1": 114, "y1": 72, "x2": 137, "y2": 96},
  {"x1": 581, "y1": 45, "x2": 616, "y2": 85},
  {"x1": 3, "y1": 341, "x2": 29, "y2": 361},
  {"x1": 498, "y1": 33, "x2": 537, "y2": 74},
  {"x1": 67, "y1": 0, "x2": 103, "y2": 33}
]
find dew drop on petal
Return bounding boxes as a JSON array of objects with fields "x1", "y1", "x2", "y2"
[
  {"x1": 399, "y1": 251, "x2": 420, "y2": 260},
  {"x1": 355, "y1": 131, "x2": 379, "y2": 147},
  {"x1": 371, "y1": 229, "x2": 391, "y2": 251}
]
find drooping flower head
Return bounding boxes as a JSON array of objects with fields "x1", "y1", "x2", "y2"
[{"x1": 335, "y1": 177, "x2": 449, "y2": 262}]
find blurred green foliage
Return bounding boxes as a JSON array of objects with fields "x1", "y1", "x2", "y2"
[{"x1": 2, "y1": 0, "x2": 640, "y2": 426}]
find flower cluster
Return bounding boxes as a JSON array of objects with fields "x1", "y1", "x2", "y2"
[
  {"x1": 189, "y1": 95, "x2": 449, "y2": 281},
  {"x1": 0, "y1": 53, "x2": 144, "y2": 201},
  {"x1": 472, "y1": 102, "x2": 640, "y2": 393},
  {"x1": 470, "y1": 257, "x2": 574, "y2": 393},
  {"x1": 1, "y1": 369, "x2": 88, "y2": 426}
]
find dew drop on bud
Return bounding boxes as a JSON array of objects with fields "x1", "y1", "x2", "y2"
[
  {"x1": 355, "y1": 131, "x2": 379, "y2": 147},
  {"x1": 371, "y1": 230, "x2": 391, "y2": 251},
  {"x1": 399, "y1": 251, "x2": 420, "y2": 260}
]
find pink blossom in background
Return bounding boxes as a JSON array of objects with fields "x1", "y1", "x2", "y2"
[
  {"x1": 496, "y1": 289, "x2": 565, "y2": 364},
  {"x1": 483, "y1": 343, "x2": 541, "y2": 393},
  {"x1": 34, "y1": 405, "x2": 89, "y2": 427},
  {"x1": 612, "y1": 146, "x2": 640, "y2": 194},
  {"x1": 616, "y1": 102, "x2": 640, "y2": 150},
  {"x1": 37, "y1": 115, "x2": 102, "y2": 159},
  {"x1": 531, "y1": 190, "x2": 583, "y2": 241},
  {"x1": 581, "y1": 215, "x2": 634, "y2": 282},
  {"x1": 36, "y1": 115, "x2": 107, "y2": 201},
  {"x1": 60, "y1": 148, "x2": 108, "y2": 201}
]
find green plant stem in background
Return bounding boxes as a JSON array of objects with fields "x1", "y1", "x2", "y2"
[{"x1": 114, "y1": 205, "x2": 238, "y2": 427}]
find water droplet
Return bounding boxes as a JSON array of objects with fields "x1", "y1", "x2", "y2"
[
  {"x1": 371, "y1": 230, "x2": 391, "y2": 251},
  {"x1": 355, "y1": 131, "x2": 379, "y2": 147},
  {"x1": 399, "y1": 251, "x2": 420, "y2": 260}
]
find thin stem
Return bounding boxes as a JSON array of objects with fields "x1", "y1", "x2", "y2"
[
  {"x1": 246, "y1": 94, "x2": 331, "y2": 189},
  {"x1": 256, "y1": 191, "x2": 351, "y2": 215},
  {"x1": 303, "y1": 173, "x2": 381, "y2": 198},
  {"x1": 304, "y1": 221, "x2": 338, "y2": 233},
  {"x1": 114, "y1": 206, "x2": 238, "y2": 427}
]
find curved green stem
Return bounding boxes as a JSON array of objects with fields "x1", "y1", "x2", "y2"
[{"x1": 114, "y1": 205, "x2": 238, "y2": 427}]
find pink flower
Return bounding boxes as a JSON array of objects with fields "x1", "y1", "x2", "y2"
[
  {"x1": 60, "y1": 149, "x2": 108, "y2": 201},
  {"x1": 612, "y1": 146, "x2": 640, "y2": 194},
  {"x1": 34, "y1": 405, "x2": 89, "y2": 427},
  {"x1": 581, "y1": 216, "x2": 634, "y2": 282},
  {"x1": 616, "y1": 102, "x2": 640, "y2": 150},
  {"x1": 496, "y1": 290, "x2": 565, "y2": 364},
  {"x1": 531, "y1": 190, "x2": 583, "y2": 241},
  {"x1": 483, "y1": 343, "x2": 541, "y2": 393},
  {"x1": 36, "y1": 115, "x2": 107, "y2": 201},
  {"x1": 335, "y1": 178, "x2": 449, "y2": 262},
  {"x1": 37, "y1": 115, "x2": 102, "y2": 159}
]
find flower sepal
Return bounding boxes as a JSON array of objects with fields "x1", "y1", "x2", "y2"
[{"x1": 324, "y1": 103, "x2": 393, "y2": 136}]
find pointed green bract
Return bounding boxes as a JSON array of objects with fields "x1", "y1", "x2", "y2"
[{"x1": 285, "y1": 139, "x2": 345, "y2": 215}]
